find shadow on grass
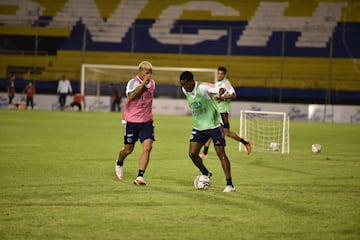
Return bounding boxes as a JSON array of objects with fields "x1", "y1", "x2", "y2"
[{"x1": 249, "y1": 159, "x2": 313, "y2": 175}]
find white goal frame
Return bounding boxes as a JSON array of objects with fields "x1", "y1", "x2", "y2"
[
  {"x1": 80, "y1": 63, "x2": 217, "y2": 111},
  {"x1": 239, "y1": 110, "x2": 290, "y2": 154},
  {"x1": 81, "y1": 63, "x2": 218, "y2": 94}
]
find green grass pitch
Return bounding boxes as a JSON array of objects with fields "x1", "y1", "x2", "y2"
[{"x1": 0, "y1": 110, "x2": 359, "y2": 240}]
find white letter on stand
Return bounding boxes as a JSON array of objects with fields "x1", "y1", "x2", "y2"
[
  {"x1": 237, "y1": 2, "x2": 346, "y2": 48},
  {"x1": 150, "y1": 1, "x2": 239, "y2": 45}
]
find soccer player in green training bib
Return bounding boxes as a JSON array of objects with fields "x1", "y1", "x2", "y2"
[
  {"x1": 180, "y1": 71, "x2": 235, "y2": 192},
  {"x1": 200, "y1": 67, "x2": 251, "y2": 158}
]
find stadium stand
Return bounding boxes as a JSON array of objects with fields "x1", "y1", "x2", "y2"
[{"x1": 0, "y1": 0, "x2": 359, "y2": 103}]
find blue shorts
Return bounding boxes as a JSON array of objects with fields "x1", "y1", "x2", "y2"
[
  {"x1": 124, "y1": 121, "x2": 155, "y2": 144},
  {"x1": 190, "y1": 126, "x2": 226, "y2": 146}
]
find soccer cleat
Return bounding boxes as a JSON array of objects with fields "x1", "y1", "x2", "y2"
[
  {"x1": 201, "y1": 170, "x2": 212, "y2": 178},
  {"x1": 134, "y1": 176, "x2": 147, "y2": 185},
  {"x1": 245, "y1": 142, "x2": 252, "y2": 155},
  {"x1": 199, "y1": 153, "x2": 208, "y2": 159},
  {"x1": 223, "y1": 185, "x2": 236, "y2": 192},
  {"x1": 115, "y1": 161, "x2": 123, "y2": 180}
]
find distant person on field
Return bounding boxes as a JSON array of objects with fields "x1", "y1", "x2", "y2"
[
  {"x1": 200, "y1": 67, "x2": 251, "y2": 158},
  {"x1": 23, "y1": 81, "x2": 36, "y2": 109},
  {"x1": 7, "y1": 74, "x2": 16, "y2": 104},
  {"x1": 109, "y1": 83, "x2": 123, "y2": 112},
  {"x1": 63, "y1": 89, "x2": 86, "y2": 112},
  {"x1": 115, "y1": 61, "x2": 155, "y2": 186},
  {"x1": 180, "y1": 70, "x2": 236, "y2": 192},
  {"x1": 57, "y1": 75, "x2": 72, "y2": 110}
]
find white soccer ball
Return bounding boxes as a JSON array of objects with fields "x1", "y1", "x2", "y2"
[
  {"x1": 312, "y1": 144, "x2": 322, "y2": 153},
  {"x1": 194, "y1": 175, "x2": 211, "y2": 190},
  {"x1": 270, "y1": 142, "x2": 280, "y2": 151}
]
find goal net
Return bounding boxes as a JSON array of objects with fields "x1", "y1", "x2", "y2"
[
  {"x1": 239, "y1": 110, "x2": 290, "y2": 154},
  {"x1": 81, "y1": 64, "x2": 217, "y2": 111}
]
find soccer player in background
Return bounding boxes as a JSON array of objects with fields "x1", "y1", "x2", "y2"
[
  {"x1": 115, "y1": 61, "x2": 155, "y2": 186},
  {"x1": 200, "y1": 67, "x2": 251, "y2": 158},
  {"x1": 57, "y1": 75, "x2": 73, "y2": 110},
  {"x1": 7, "y1": 74, "x2": 16, "y2": 105},
  {"x1": 109, "y1": 83, "x2": 123, "y2": 112},
  {"x1": 180, "y1": 70, "x2": 236, "y2": 192},
  {"x1": 23, "y1": 81, "x2": 36, "y2": 109},
  {"x1": 63, "y1": 89, "x2": 86, "y2": 111}
]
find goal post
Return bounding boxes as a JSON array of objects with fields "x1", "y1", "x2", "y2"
[
  {"x1": 239, "y1": 110, "x2": 290, "y2": 154},
  {"x1": 80, "y1": 63, "x2": 217, "y2": 111}
]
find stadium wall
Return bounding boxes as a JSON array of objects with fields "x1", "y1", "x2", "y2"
[
  {"x1": 0, "y1": 0, "x2": 359, "y2": 104},
  {"x1": 0, "y1": 92, "x2": 359, "y2": 123}
]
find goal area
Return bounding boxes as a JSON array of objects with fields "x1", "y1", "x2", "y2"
[
  {"x1": 239, "y1": 110, "x2": 290, "y2": 154},
  {"x1": 80, "y1": 64, "x2": 217, "y2": 111}
]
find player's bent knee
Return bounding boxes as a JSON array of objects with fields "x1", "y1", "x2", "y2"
[
  {"x1": 143, "y1": 145, "x2": 152, "y2": 153},
  {"x1": 189, "y1": 151, "x2": 199, "y2": 159}
]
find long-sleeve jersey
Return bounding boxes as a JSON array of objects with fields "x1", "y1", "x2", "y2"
[{"x1": 57, "y1": 79, "x2": 72, "y2": 94}]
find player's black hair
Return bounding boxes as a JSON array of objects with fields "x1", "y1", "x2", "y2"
[
  {"x1": 217, "y1": 66, "x2": 227, "y2": 73},
  {"x1": 179, "y1": 71, "x2": 194, "y2": 81}
]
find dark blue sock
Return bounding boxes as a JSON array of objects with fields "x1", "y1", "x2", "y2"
[
  {"x1": 203, "y1": 146, "x2": 209, "y2": 154},
  {"x1": 226, "y1": 178, "x2": 233, "y2": 186},
  {"x1": 138, "y1": 170, "x2": 145, "y2": 177}
]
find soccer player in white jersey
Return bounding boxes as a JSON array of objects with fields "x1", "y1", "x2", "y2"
[
  {"x1": 57, "y1": 75, "x2": 73, "y2": 110},
  {"x1": 200, "y1": 67, "x2": 251, "y2": 158}
]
